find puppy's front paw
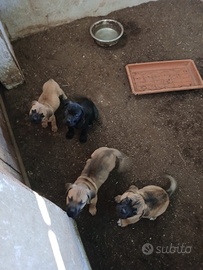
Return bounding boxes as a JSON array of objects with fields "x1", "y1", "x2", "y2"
[
  {"x1": 117, "y1": 219, "x2": 123, "y2": 227},
  {"x1": 52, "y1": 126, "x2": 58, "y2": 132},
  {"x1": 89, "y1": 205, "x2": 97, "y2": 216},
  {"x1": 115, "y1": 195, "x2": 121, "y2": 203},
  {"x1": 66, "y1": 130, "x2": 74, "y2": 139},
  {"x1": 42, "y1": 122, "x2": 48, "y2": 128},
  {"x1": 117, "y1": 219, "x2": 127, "y2": 227},
  {"x1": 79, "y1": 134, "x2": 87, "y2": 143}
]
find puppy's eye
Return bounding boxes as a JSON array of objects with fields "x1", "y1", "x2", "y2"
[
  {"x1": 133, "y1": 208, "x2": 137, "y2": 214},
  {"x1": 68, "y1": 196, "x2": 73, "y2": 202},
  {"x1": 125, "y1": 197, "x2": 132, "y2": 203},
  {"x1": 132, "y1": 200, "x2": 139, "y2": 206},
  {"x1": 79, "y1": 200, "x2": 85, "y2": 206}
]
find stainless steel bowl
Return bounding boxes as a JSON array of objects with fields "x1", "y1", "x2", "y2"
[{"x1": 90, "y1": 19, "x2": 124, "y2": 47}]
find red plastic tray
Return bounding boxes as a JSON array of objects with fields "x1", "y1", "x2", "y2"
[{"x1": 126, "y1": 60, "x2": 203, "y2": 95}]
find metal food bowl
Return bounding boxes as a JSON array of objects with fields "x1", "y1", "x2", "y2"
[{"x1": 90, "y1": 19, "x2": 124, "y2": 47}]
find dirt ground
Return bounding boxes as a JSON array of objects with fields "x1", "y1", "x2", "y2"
[{"x1": 3, "y1": 0, "x2": 203, "y2": 269}]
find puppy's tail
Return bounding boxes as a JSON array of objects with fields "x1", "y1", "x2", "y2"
[
  {"x1": 112, "y1": 149, "x2": 132, "y2": 173},
  {"x1": 165, "y1": 174, "x2": 177, "y2": 196}
]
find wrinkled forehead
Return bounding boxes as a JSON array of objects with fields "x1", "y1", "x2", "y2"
[
  {"x1": 30, "y1": 105, "x2": 37, "y2": 114},
  {"x1": 30, "y1": 105, "x2": 46, "y2": 115},
  {"x1": 121, "y1": 191, "x2": 136, "y2": 201},
  {"x1": 67, "y1": 187, "x2": 87, "y2": 202},
  {"x1": 68, "y1": 103, "x2": 82, "y2": 113}
]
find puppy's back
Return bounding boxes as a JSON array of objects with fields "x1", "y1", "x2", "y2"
[
  {"x1": 89, "y1": 147, "x2": 131, "y2": 175},
  {"x1": 42, "y1": 79, "x2": 61, "y2": 96},
  {"x1": 109, "y1": 148, "x2": 132, "y2": 172},
  {"x1": 38, "y1": 79, "x2": 62, "y2": 109},
  {"x1": 78, "y1": 97, "x2": 98, "y2": 120}
]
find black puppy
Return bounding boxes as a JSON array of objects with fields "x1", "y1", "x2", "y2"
[{"x1": 63, "y1": 98, "x2": 98, "y2": 143}]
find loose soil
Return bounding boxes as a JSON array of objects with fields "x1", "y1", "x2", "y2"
[{"x1": 3, "y1": 0, "x2": 203, "y2": 269}]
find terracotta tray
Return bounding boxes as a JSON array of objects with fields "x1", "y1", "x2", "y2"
[{"x1": 125, "y1": 60, "x2": 203, "y2": 95}]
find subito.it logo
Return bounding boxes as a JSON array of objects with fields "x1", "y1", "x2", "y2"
[{"x1": 142, "y1": 243, "x2": 154, "y2": 255}]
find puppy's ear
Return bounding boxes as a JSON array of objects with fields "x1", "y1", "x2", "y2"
[
  {"x1": 128, "y1": 185, "x2": 138, "y2": 192},
  {"x1": 32, "y1": 101, "x2": 37, "y2": 106},
  {"x1": 65, "y1": 183, "x2": 73, "y2": 191},
  {"x1": 46, "y1": 108, "x2": 53, "y2": 120},
  {"x1": 65, "y1": 183, "x2": 73, "y2": 197},
  {"x1": 63, "y1": 99, "x2": 71, "y2": 107},
  {"x1": 87, "y1": 190, "x2": 95, "y2": 203}
]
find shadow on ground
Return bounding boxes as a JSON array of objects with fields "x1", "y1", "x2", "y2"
[{"x1": 3, "y1": 0, "x2": 203, "y2": 269}]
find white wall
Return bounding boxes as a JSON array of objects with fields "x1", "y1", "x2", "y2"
[
  {"x1": 0, "y1": 22, "x2": 24, "y2": 89},
  {"x1": 0, "y1": 169, "x2": 91, "y2": 270},
  {"x1": 0, "y1": 0, "x2": 158, "y2": 40}
]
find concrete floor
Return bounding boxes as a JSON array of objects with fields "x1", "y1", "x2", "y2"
[{"x1": 3, "y1": 0, "x2": 203, "y2": 269}]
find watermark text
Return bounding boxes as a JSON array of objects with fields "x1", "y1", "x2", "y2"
[{"x1": 142, "y1": 243, "x2": 192, "y2": 255}]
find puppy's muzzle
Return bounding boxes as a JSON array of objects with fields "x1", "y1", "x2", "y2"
[
  {"x1": 66, "y1": 204, "x2": 81, "y2": 218},
  {"x1": 30, "y1": 115, "x2": 42, "y2": 124},
  {"x1": 64, "y1": 118, "x2": 78, "y2": 127},
  {"x1": 116, "y1": 200, "x2": 137, "y2": 219},
  {"x1": 63, "y1": 118, "x2": 71, "y2": 126},
  {"x1": 30, "y1": 110, "x2": 44, "y2": 124},
  {"x1": 116, "y1": 204, "x2": 130, "y2": 219}
]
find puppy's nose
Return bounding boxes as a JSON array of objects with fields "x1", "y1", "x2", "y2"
[
  {"x1": 67, "y1": 206, "x2": 77, "y2": 218},
  {"x1": 64, "y1": 119, "x2": 71, "y2": 125},
  {"x1": 30, "y1": 116, "x2": 39, "y2": 124},
  {"x1": 121, "y1": 208, "x2": 127, "y2": 214},
  {"x1": 69, "y1": 206, "x2": 75, "y2": 213}
]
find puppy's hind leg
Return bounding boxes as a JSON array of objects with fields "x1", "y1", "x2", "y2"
[
  {"x1": 115, "y1": 195, "x2": 122, "y2": 203},
  {"x1": 50, "y1": 115, "x2": 58, "y2": 132},
  {"x1": 42, "y1": 120, "x2": 48, "y2": 129},
  {"x1": 79, "y1": 128, "x2": 88, "y2": 143},
  {"x1": 89, "y1": 195, "x2": 98, "y2": 216},
  {"x1": 118, "y1": 215, "x2": 140, "y2": 227},
  {"x1": 59, "y1": 88, "x2": 67, "y2": 100},
  {"x1": 149, "y1": 217, "x2": 156, "y2": 221},
  {"x1": 88, "y1": 120, "x2": 93, "y2": 128},
  {"x1": 66, "y1": 127, "x2": 74, "y2": 139}
]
